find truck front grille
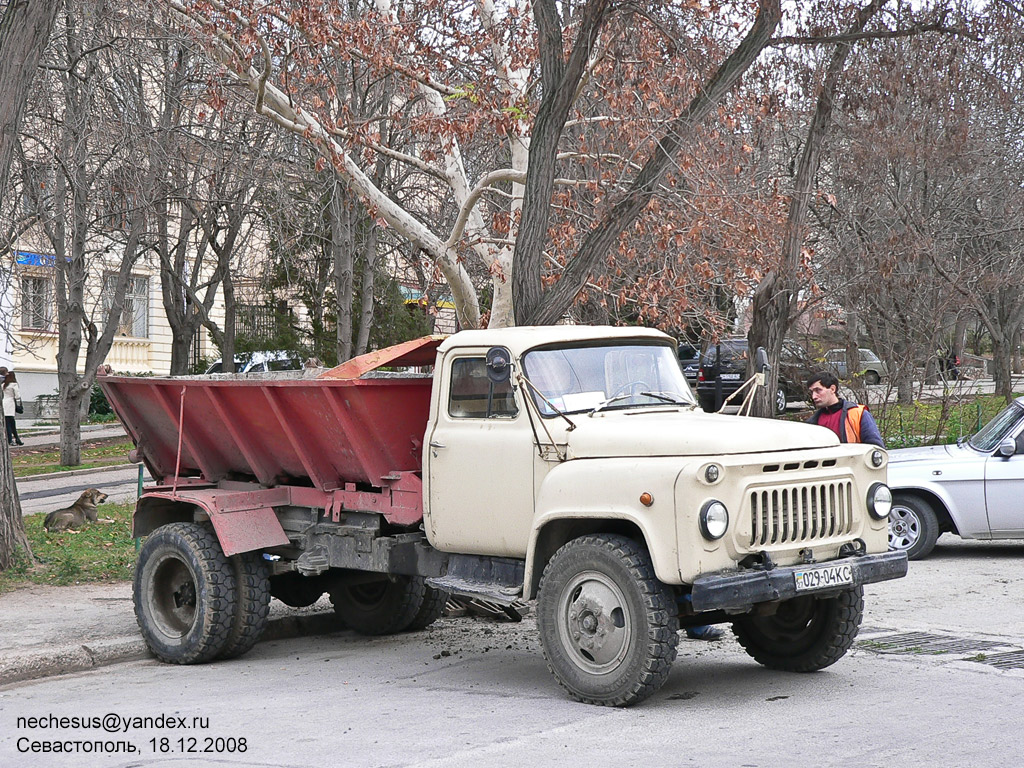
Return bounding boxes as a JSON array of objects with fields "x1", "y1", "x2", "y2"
[{"x1": 749, "y1": 481, "x2": 854, "y2": 546}]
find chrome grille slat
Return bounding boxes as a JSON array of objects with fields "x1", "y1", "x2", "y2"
[{"x1": 749, "y1": 480, "x2": 854, "y2": 547}]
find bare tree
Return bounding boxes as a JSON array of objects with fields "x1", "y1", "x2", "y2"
[{"x1": 0, "y1": 0, "x2": 64, "y2": 568}]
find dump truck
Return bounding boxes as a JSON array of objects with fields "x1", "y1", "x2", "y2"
[{"x1": 99, "y1": 325, "x2": 907, "y2": 706}]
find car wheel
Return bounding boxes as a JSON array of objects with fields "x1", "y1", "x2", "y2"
[
  {"x1": 698, "y1": 393, "x2": 717, "y2": 413},
  {"x1": 864, "y1": 371, "x2": 880, "y2": 385},
  {"x1": 536, "y1": 534, "x2": 679, "y2": 706},
  {"x1": 733, "y1": 587, "x2": 863, "y2": 672},
  {"x1": 888, "y1": 494, "x2": 940, "y2": 560},
  {"x1": 774, "y1": 386, "x2": 787, "y2": 415}
]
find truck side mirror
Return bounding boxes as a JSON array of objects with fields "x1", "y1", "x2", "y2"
[
  {"x1": 486, "y1": 346, "x2": 512, "y2": 384},
  {"x1": 754, "y1": 347, "x2": 770, "y2": 375},
  {"x1": 997, "y1": 437, "x2": 1016, "y2": 458}
]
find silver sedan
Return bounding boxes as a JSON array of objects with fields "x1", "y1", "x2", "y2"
[{"x1": 886, "y1": 396, "x2": 1024, "y2": 559}]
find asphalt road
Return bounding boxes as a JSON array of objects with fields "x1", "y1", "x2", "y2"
[{"x1": 2, "y1": 537, "x2": 1023, "y2": 768}]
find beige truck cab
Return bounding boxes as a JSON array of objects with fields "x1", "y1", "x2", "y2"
[{"x1": 423, "y1": 326, "x2": 906, "y2": 706}]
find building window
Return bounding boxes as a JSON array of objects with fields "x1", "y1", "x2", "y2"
[
  {"x1": 103, "y1": 274, "x2": 149, "y2": 337},
  {"x1": 21, "y1": 276, "x2": 53, "y2": 330}
]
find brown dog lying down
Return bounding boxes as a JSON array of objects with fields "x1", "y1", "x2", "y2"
[{"x1": 43, "y1": 488, "x2": 110, "y2": 532}]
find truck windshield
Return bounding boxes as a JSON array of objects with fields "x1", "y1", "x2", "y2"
[
  {"x1": 969, "y1": 401, "x2": 1024, "y2": 452},
  {"x1": 522, "y1": 343, "x2": 696, "y2": 416}
]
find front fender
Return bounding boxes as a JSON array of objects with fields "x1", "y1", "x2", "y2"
[
  {"x1": 523, "y1": 457, "x2": 686, "y2": 598},
  {"x1": 889, "y1": 480, "x2": 968, "y2": 535}
]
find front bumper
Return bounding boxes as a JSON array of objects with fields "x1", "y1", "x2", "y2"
[{"x1": 689, "y1": 550, "x2": 908, "y2": 613}]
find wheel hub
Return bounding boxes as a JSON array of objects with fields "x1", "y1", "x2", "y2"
[
  {"x1": 559, "y1": 572, "x2": 632, "y2": 673},
  {"x1": 888, "y1": 507, "x2": 920, "y2": 549}
]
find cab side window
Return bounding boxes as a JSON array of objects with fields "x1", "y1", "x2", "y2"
[{"x1": 448, "y1": 358, "x2": 518, "y2": 419}]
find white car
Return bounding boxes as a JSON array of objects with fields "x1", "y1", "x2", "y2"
[
  {"x1": 205, "y1": 350, "x2": 303, "y2": 374},
  {"x1": 887, "y1": 396, "x2": 1024, "y2": 559}
]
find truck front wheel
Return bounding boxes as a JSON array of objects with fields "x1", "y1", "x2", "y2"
[
  {"x1": 732, "y1": 586, "x2": 863, "y2": 672},
  {"x1": 134, "y1": 523, "x2": 237, "y2": 664},
  {"x1": 537, "y1": 534, "x2": 679, "y2": 707},
  {"x1": 330, "y1": 575, "x2": 428, "y2": 635}
]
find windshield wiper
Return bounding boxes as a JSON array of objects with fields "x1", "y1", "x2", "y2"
[{"x1": 590, "y1": 390, "x2": 688, "y2": 416}]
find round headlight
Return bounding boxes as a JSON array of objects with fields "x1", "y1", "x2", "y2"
[
  {"x1": 870, "y1": 449, "x2": 885, "y2": 468},
  {"x1": 703, "y1": 464, "x2": 721, "y2": 484},
  {"x1": 699, "y1": 500, "x2": 729, "y2": 540},
  {"x1": 867, "y1": 483, "x2": 892, "y2": 519}
]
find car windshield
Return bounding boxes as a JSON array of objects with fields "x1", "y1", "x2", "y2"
[
  {"x1": 523, "y1": 343, "x2": 696, "y2": 416},
  {"x1": 969, "y1": 402, "x2": 1024, "y2": 452},
  {"x1": 860, "y1": 349, "x2": 881, "y2": 362}
]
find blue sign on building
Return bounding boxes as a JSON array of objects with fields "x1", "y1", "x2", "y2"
[{"x1": 15, "y1": 251, "x2": 57, "y2": 267}]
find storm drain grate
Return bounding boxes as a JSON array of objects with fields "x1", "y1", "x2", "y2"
[
  {"x1": 968, "y1": 651, "x2": 1024, "y2": 670},
  {"x1": 858, "y1": 631, "x2": 1007, "y2": 656}
]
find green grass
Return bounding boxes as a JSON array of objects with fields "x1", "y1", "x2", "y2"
[
  {"x1": 12, "y1": 440, "x2": 134, "y2": 478},
  {"x1": 0, "y1": 501, "x2": 136, "y2": 594},
  {"x1": 874, "y1": 394, "x2": 1022, "y2": 449}
]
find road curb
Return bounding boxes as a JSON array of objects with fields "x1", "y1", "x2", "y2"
[
  {"x1": 0, "y1": 611, "x2": 345, "y2": 687},
  {"x1": 16, "y1": 462, "x2": 142, "y2": 484}
]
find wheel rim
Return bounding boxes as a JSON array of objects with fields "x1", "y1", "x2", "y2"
[
  {"x1": 888, "y1": 505, "x2": 921, "y2": 551},
  {"x1": 776, "y1": 387, "x2": 787, "y2": 413},
  {"x1": 556, "y1": 570, "x2": 632, "y2": 674},
  {"x1": 753, "y1": 596, "x2": 819, "y2": 644},
  {"x1": 149, "y1": 553, "x2": 199, "y2": 638},
  {"x1": 346, "y1": 580, "x2": 391, "y2": 609}
]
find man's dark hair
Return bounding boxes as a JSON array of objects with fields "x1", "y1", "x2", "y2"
[{"x1": 808, "y1": 371, "x2": 839, "y2": 391}]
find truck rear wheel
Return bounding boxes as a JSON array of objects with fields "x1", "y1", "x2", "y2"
[
  {"x1": 134, "y1": 522, "x2": 236, "y2": 664},
  {"x1": 405, "y1": 585, "x2": 448, "y2": 631},
  {"x1": 330, "y1": 575, "x2": 427, "y2": 635},
  {"x1": 536, "y1": 534, "x2": 679, "y2": 707},
  {"x1": 218, "y1": 551, "x2": 271, "y2": 660},
  {"x1": 270, "y1": 572, "x2": 328, "y2": 608},
  {"x1": 732, "y1": 586, "x2": 863, "y2": 672}
]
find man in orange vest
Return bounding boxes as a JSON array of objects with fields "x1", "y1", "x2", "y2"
[{"x1": 807, "y1": 371, "x2": 885, "y2": 447}]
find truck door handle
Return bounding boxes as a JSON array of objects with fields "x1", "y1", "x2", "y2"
[{"x1": 429, "y1": 440, "x2": 446, "y2": 449}]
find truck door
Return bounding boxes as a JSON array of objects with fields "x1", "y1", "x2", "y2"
[{"x1": 425, "y1": 353, "x2": 535, "y2": 557}]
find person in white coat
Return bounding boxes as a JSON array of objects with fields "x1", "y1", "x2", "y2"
[{"x1": 1, "y1": 368, "x2": 24, "y2": 446}]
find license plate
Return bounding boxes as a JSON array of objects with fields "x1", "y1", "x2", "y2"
[
  {"x1": 794, "y1": 563, "x2": 854, "y2": 592},
  {"x1": 720, "y1": 373, "x2": 741, "y2": 380}
]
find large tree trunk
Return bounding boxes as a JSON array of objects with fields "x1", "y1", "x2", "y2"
[
  {"x1": 0, "y1": 0, "x2": 63, "y2": 206},
  {"x1": 355, "y1": 225, "x2": 379, "y2": 357},
  {"x1": 0, "y1": 0, "x2": 61, "y2": 568},
  {"x1": 0, "y1": 399, "x2": 33, "y2": 571},
  {"x1": 331, "y1": 180, "x2": 354, "y2": 363},
  {"x1": 992, "y1": 333, "x2": 1014, "y2": 404}
]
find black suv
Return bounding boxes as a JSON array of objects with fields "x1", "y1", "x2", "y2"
[
  {"x1": 677, "y1": 343, "x2": 701, "y2": 387},
  {"x1": 696, "y1": 337, "x2": 810, "y2": 414}
]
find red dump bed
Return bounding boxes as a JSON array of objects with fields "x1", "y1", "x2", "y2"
[{"x1": 97, "y1": 338, "x2": 444, "y2": 490}]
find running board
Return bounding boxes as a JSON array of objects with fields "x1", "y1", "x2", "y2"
[{"x1": 427, "y1": 554, "x2": 524, "y2": 605}]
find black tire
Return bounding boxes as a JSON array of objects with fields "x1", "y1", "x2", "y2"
[
  {"x1": 864, "y1": 370, "x2": 880, "y2": 385},
  {"x1": 219, "y1": 551, "x2": 271, "y2": 660},
  {"x1": 698, "y1": 393, "x2": 716, "y2": 413},
  {"x1": 270, "y1": 572, "x2": 328, "y2": 608},
  {"x1": 330, "y1": 575, "x2": 426, "y2": 635},
  {"x1": 405, "y1": 584, "x2": 448, "y2": 631},
  {"x1": 732, "y1": 587, "x2": 863, "y2": 672},
  {"x1": 536, "y1": 534, "x2": 679, "y2": 707},
  {"x1": 774, "y1": 386, "x2": 787, "y2": 415},
  {"x1": 889, "y1": 494, "x2": 940, "y2": 560},
  {"x1": 134, "y1": 522, "x2": 236, "y2": 664}
]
